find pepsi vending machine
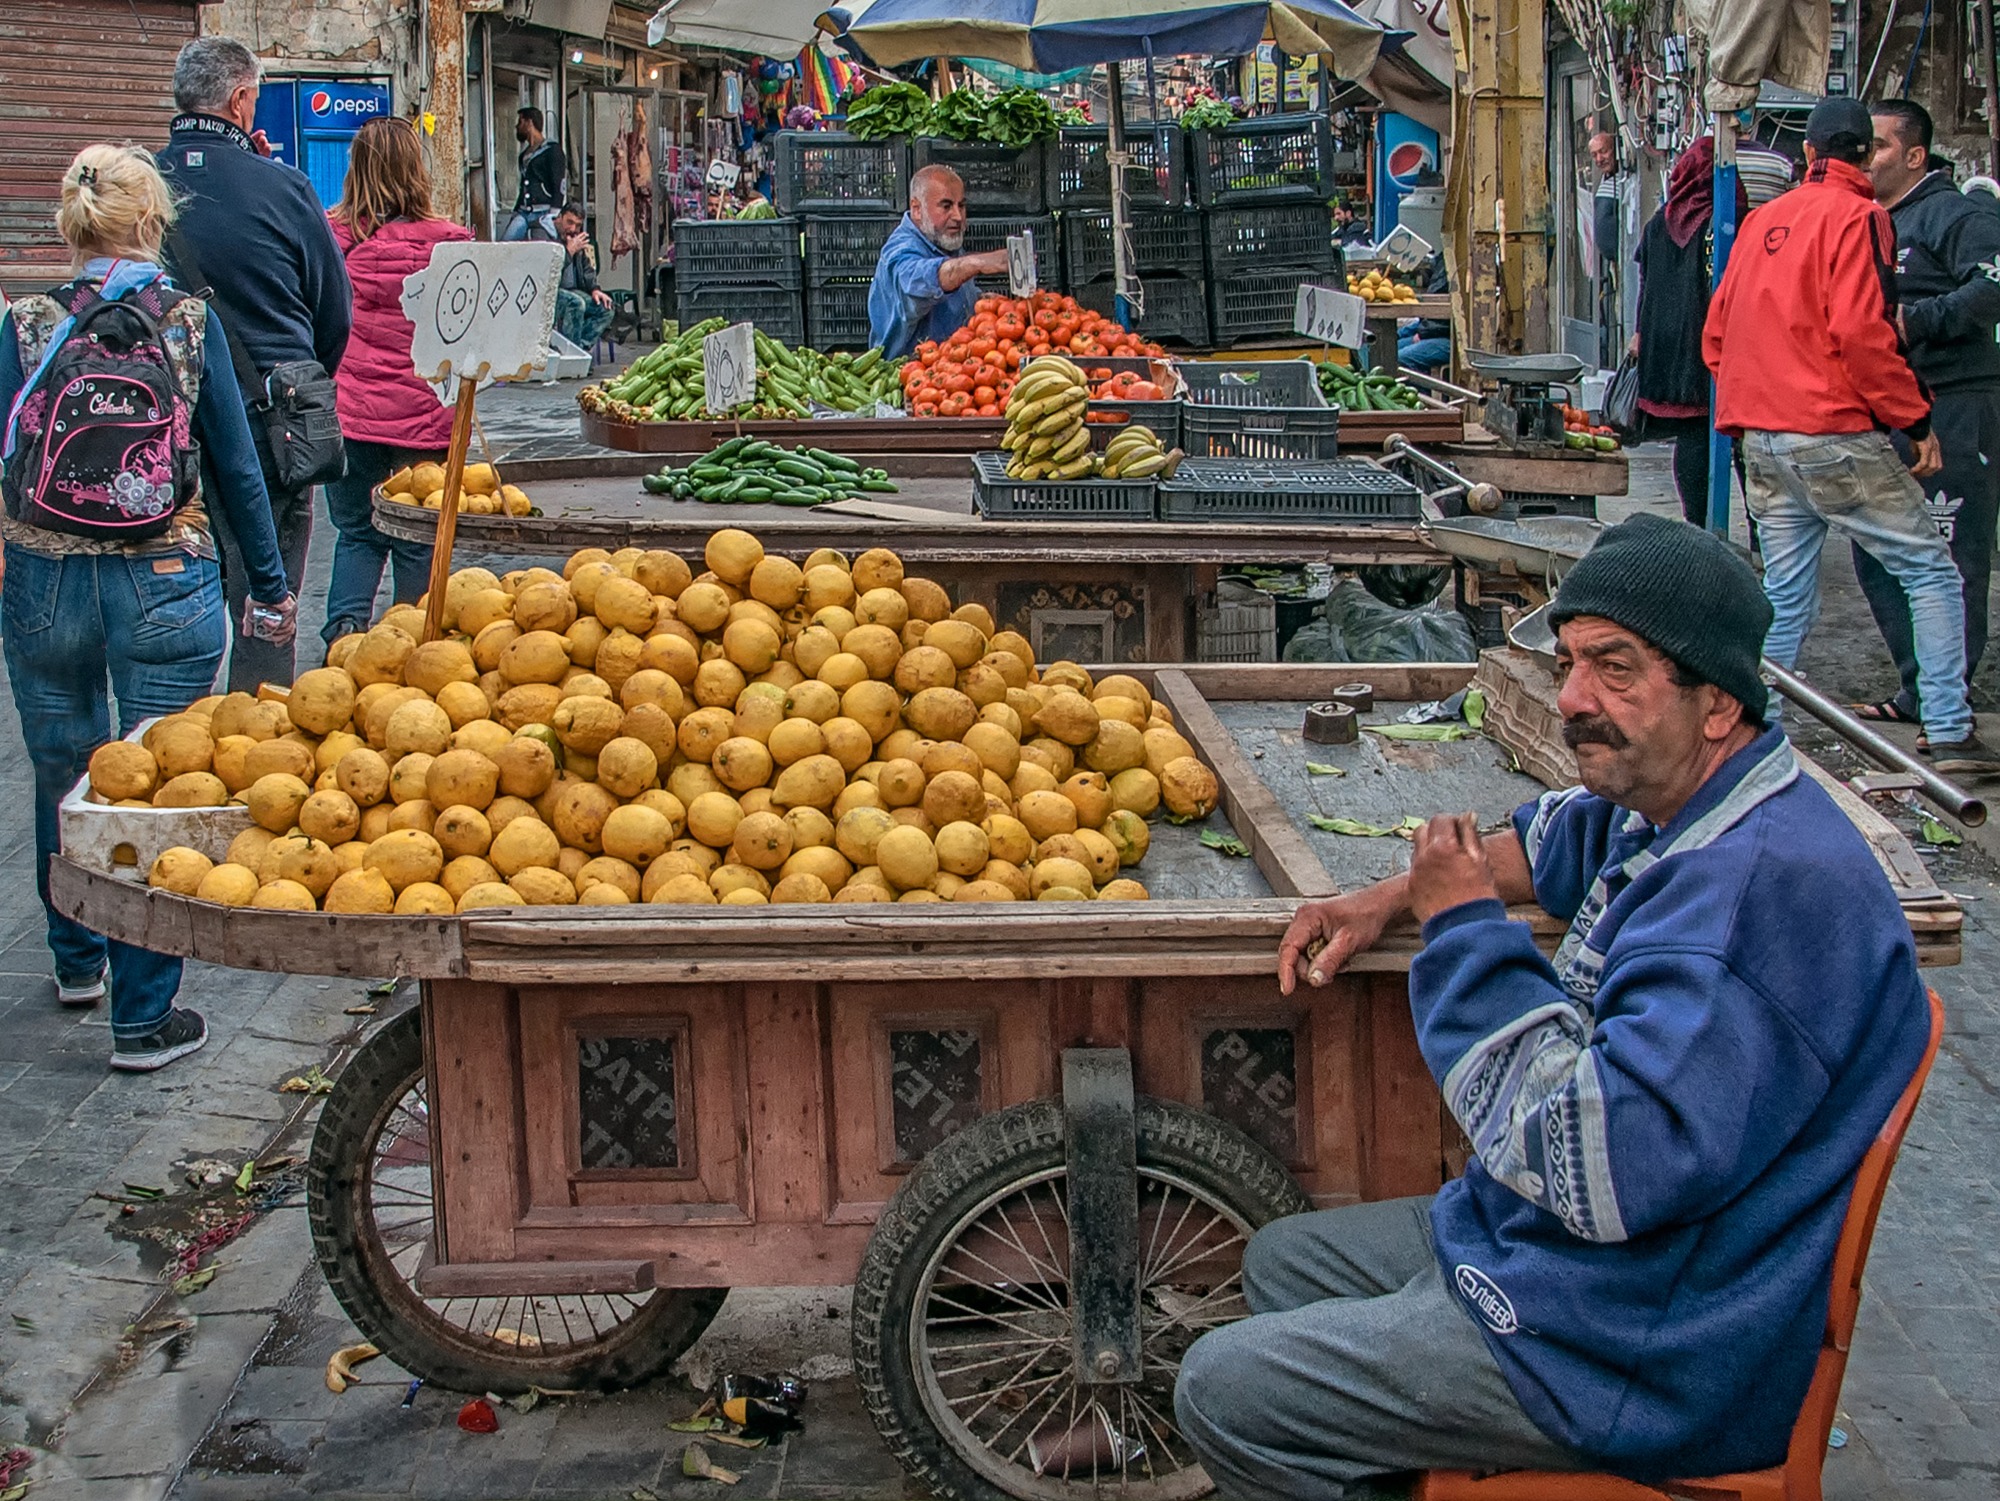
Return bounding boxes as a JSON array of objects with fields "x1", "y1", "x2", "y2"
[
  {"x1": 1372, "y1": 113, "x2": 1441, "y2": 243},
  {"x1": 253, "y1": 79, "x2": 392, "y2": 206}
]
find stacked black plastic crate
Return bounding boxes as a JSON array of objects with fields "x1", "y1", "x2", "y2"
[
  {"x1": 913, "y1": 138, "x2": 1056, "y2": 298},
  {"x1": 673, "y1": 216, "x2": 805, "y2": 346},
  {"x1": 1054, "y1": 124, "x2": 1207, "y2": 347},
  {"x1": 1191, "y1": 116, "x2": 1342, "y2": 346},
  {"x1": 776, "y1": 133, "x2": 909, "y2": 350}
]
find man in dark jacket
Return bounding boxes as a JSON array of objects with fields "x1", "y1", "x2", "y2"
[
  {"x1": 504, "y1": 107, "x2": 567, "y2": 242},
  {"x1": 158, "y1": 35, "x2": 351, "y2": 690},
  {"x1": 1852, "y1": 99, "x2": 2000, "y2": 733}
]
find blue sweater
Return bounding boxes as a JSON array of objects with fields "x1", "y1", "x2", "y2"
[
  {"x1": 868, "y1": 215, "x2": 980, "y2": 360},
  {"x1": 157, "y1": 115, "x2": 351, "y2": 378},
  {"x1": 1413, "y1": 727, "x2": 1930, "y2": 1478}
]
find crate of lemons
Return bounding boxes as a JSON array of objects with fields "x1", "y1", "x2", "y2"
[
  {"x1": 114, "y1": 529, "x2": 1221, "y2": 916},
  {"x1": 1346, "y1": 267, "x2": 1418, "y2": 305},
  {"x1": 378, "y1": 460, "x2": 534, "y2": 516}
]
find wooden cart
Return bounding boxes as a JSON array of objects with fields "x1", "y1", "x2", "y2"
[
  {"x1": 50, "y1": 664, "x2": 1954, "y2": 1501},
  {"x1": 373, "y1": 466, "x2": 1448, "y2": 665}
]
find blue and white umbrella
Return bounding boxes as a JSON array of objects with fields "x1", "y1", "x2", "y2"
[{"x1": 834, "y1": 0, "x2": 1401, "y2": 79}]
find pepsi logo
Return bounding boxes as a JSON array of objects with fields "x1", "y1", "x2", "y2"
[
  {"x1": 307, "y1": 89, "x2": 384, "y2": 119},
  {"x1": 310, "y1": 90, "x2": 332, "y2": 115},
  {"x1": 1386, "y1": 140, "x2": 1436, "y2": 190}
]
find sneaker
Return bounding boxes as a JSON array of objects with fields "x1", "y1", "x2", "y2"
[
  {"x1": 1929, "y1": 736, "x2": 2000, "y2": 776},
  {"x1": 111, "y1": 1007, "x2": 209, "y2": 1073},
  {"x1": 57, "y1": 965, "x2": 108, "y2": 1008}
]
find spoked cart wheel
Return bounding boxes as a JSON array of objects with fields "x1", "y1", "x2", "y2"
[
  {"x1": 308, "y1": 1007, "x2": 725, "y2": 1393},
  {"x1": 853, "y1": 1091, "x2": 1309, "y2": 1500}
]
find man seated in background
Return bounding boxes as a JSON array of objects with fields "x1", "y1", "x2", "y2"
[{"x1": 553, "y1": 203, "x2": 615, "y2": 354}]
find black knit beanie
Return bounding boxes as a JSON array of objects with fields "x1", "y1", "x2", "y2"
[{"x1": 1550, "y1": 513, "x2": 1772, "y2": 723}]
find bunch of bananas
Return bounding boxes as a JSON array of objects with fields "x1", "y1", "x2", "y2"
[
  {"x1": 1097, "y1": 425, "x2": 1182, "y2": 480},
  {"x1": 1001, "y1": 357, "x2": 1095, "y2": 480}
]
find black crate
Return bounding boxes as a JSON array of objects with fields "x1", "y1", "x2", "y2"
[
  {"x1": 970, "y1": 451, "x2": 1156, "y2": 520},
  {"x1": 1085, "y1": 399, "x2": 1183, "y2": 452},
  {"x1": 1158, "y1": 459, "x2": 1422, "y2": 523},
  {"x1": 803, "y1": 216, "x2": 899, "y2": 281},
  {"x1": 806, "y1": 279, "x2": 873, "y2": 350},
  {"x1": 1182, "y1": 403, "x2": 1341, "y2": 462},
  {"x1": 1177, "y1": 358, "x2": 1323, "y2": 408},
  {"x1": 1191, "y1": 115, "x2": 1336, "y2": 206},
  {"x1": 776, "y1": 132, "x2": 909, "y2": 216},
  {"x1": 1063, "y1": 210, "x2": 1204, "y2": 281},
  {"x1": 910, "y1": 138, "x2": 1047, "y2": 214},
  {"x1": 672, "y1": 218, "x2": 802, "y2": 284},
  {"x1": 676, "y1": 281, "x2": 803, "y2": 346},
  {"x1": 962, "y1": 214, "x2": 1060, "y2": 294},
  {"x1": 1073, "y1": 275, "x2": 1210, "y2": 347},
  {"x1": 1051, "y1": 125, "x2": 1188, "y2": 209},
  {"x1": 1204, "y1": 204, "x2": 1339, "y2": 277},
  {"x1": 1209, "y1": 269, "x2": 1325, "y2": 345}
]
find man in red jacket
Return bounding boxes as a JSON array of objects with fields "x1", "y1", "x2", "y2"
[{"x1": 1704, "y1": 97, "x2": 1999, "y2": 772}]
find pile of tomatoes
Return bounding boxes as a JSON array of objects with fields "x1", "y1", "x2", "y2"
[{"x1": 900, "y1": 292, "x2": 1167, "y2": 418}]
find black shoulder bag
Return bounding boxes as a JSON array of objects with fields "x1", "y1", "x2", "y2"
[{"x1": 164, "y1": 226, "x2": 346, "y2": 490}]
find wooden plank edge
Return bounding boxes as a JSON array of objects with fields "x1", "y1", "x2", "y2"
[
  {"x1": 415, "y1": 1258, "x2": 656, "y2": 1297},
  {"x1": 1155, "y1": 668, "x2": 1338, "y2": 899}
]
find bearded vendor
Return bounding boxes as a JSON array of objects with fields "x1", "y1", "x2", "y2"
[
  {"x1": 867, "y1": 164, "x2": 1010, "y2": 360},
  {"x1": 1173, "y1": 515, "x2": 1934, "y2": 1497}
]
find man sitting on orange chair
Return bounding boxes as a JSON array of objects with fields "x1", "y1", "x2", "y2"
[{"x1": 1174, "y1": 516, "x2": 1933, "y2": 1498}]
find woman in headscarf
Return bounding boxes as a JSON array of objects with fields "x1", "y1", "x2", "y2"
[{"x1": 1630, "y1": 137, "x2": 1748, "y2": 527}]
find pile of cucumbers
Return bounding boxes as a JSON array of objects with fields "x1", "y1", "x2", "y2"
[
  {"x1": 578, "y1": 322, "x2": 905, "y2": 423},
  {"x1": 1316, "y1": 361, "x2": 1428, "y2": 413},
  {"x1": 640, "y1": 437, "x2": 900, "y2": 507}
]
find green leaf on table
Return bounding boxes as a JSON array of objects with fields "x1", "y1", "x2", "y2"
[
  {"x1": 1463, "y1": 689, "x2": 1487, "y2": 730},
  {"x1": 1199, "y1": 830, "x2": 1251, "y2": 857},
  {"x1": 1366, "y1": 724, "x2": 1473, "y2": 742},
  {"x1": 1308, "y1": 815, "x2": 1426, "y2": 838},
  {"x1": 1305, "y1": 762, "x2": 1347, "y2": 777},
  {"x1": 1920, "y1": 814, "x2": 1963, "y2": 847}
]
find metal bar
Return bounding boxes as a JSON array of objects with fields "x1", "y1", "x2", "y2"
[
  {"x1": 1106, "y1": 62, "x2": 1134, "y2": 330},
  {"x1": 1383, "y1": 433, "x2": 1472, "y2": 489},
  {"x1": 1401, "y1": 369, "x2": 1482, "y2": 404},
  {"x1": 1063, "y1": 1048, "x2": 1140, "y2": 1386},
  {"x1": 1707, "y1": 114, "x2": 1740, "y2": 538},
  {"x1": 1763, "y1": 659, "x2": 1987, "y2": 826}
]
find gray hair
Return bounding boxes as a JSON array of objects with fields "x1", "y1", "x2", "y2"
[
  {"x1": 174, "y1": 36, "x2": 260, "y2": 115},
  {"x1": 909, "y1": 163, "x2": 964, "y2": 201}
]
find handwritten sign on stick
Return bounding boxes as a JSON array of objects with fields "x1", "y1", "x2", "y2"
[
  {"x1": 401, "y1": 242, "x2": 564, "y2": 390},
  {"x1": 703, "y1": 322, "x2": 757, "y2": 414},
  {"x1": 1294, "y1": 283, "x2": 1368, "y2": 349}
]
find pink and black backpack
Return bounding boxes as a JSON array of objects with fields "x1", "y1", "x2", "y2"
[{"x1": 3, "y1": 278, "x2": 201, "y2": 540}]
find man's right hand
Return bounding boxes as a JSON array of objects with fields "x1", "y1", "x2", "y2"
[
  {"x1": 1278, "y1": 886, "x2": 1402, "y2": 995},
  {"x1": 1909, "y1": 431, "x2": 1943, "y2": 479}
]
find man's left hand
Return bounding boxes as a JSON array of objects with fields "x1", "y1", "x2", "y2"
[
  {"x1": 592, "y1": 289, "x2": 613, "y2": 309},
  {"x1": 250, "y1": 128, "x2": 273, "y2": 158},
  {"x1": 1407, "y1": 813, "x2": 1500, "y2": 923}
]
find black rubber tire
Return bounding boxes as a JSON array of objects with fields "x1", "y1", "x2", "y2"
[
  {"x1": 852, "y1": 1094, "x2": 1310, "y2": 1501},
  {"x1": 308, "y1": 1007, "x2": 726, "y2": 1394}
]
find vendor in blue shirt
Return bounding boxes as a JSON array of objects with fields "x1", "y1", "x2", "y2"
[
  {"x1": 867, "y1": 164, "x2": 1010, "y2": 360},
  {"x1": 1176, "y1": 515, "x2": 1933, "y2": 1497}
]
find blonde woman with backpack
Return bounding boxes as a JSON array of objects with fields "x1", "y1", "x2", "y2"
[{"x1": 0, "y1": 143, "x2": 296, "y2": 1071}]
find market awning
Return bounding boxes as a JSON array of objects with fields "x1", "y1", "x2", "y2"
[{"x1": 649, "y1": 0, "x2": 829, "y2": 57}]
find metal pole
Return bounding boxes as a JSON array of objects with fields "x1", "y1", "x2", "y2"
[
  {"x1": 1707, "y1": 113, "x2": 1740, "y2": 538},
  {"x1": 1763, "y1": 659, "x2": 1988, "y2": 825},
  {"x1": 1106, "y1": 60, "x2": 1135, "y2": 330},
  {"x1": 1984, "y1": 0, "x2": 2000, "y2": 176}
]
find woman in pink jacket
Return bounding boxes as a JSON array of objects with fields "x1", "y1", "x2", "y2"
[{"x1": 322, "y1": 117, "x2": 472, "y2": 645}]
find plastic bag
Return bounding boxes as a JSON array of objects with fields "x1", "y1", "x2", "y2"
[{"x1": 1280, "y1": 578, "x2": 1477, "y2": 664}]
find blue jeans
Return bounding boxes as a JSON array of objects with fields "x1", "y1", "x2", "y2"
[
  {"x1": 1743, "y1": 430, "x2": 1973, "y2": 742},
  {"x1": 1397, "y1": 335, "x2": 1452, "y2": 373},
  {"x1": 556, "y1": 288, "x2": 616, "y2": 353},
  {"x1": 323, "y1": 438, "x2": 438, "y2": 644},
  {"x1": 2, "y1": 545, "x2": 227, "y2": 1036},
  {"x1": 501, "y1": 208, "x2": 557, "y2": 242}
]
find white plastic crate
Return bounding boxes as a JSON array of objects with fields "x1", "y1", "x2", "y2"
[{"x1": 58, "y1": 718, "x2": 253, "y2": 880}]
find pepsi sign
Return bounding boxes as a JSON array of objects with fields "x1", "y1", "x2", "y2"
[{"x1": 307, "y1": 85, "x2": 387, "y2": 124}]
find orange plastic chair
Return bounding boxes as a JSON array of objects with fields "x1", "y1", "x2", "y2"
[{"x1": 1415, "y1": 988, "x2": 1946, "y2": 1501}]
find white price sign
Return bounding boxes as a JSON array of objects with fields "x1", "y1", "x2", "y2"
[
  {"x1": 1293, "y1": 282, "x2": 1368, "y2": 349},
  {"x1": 1007, "y1": 230, "x2": 1038, "y2": 298},
  {"x1": 703, "y1": 322, "x2": 757, "y2": 414}
]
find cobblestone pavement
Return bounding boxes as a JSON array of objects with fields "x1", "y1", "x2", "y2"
[{"x1": 2, "y1": 406, "x2": 1995, "y2": 1498}]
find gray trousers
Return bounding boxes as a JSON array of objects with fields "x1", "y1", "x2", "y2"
[{"x1": 1174, "y1": 1197, "x2": 1583, "y2": 1501}]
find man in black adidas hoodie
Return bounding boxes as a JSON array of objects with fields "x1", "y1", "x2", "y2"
[{"x1": 1853, "y1": 100, "x2": 2000, "y2": 730}]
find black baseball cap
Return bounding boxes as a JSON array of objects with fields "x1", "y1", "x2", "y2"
[{"x1": 1805, "y1": 97, "x2": 1873, "y2": 149}]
